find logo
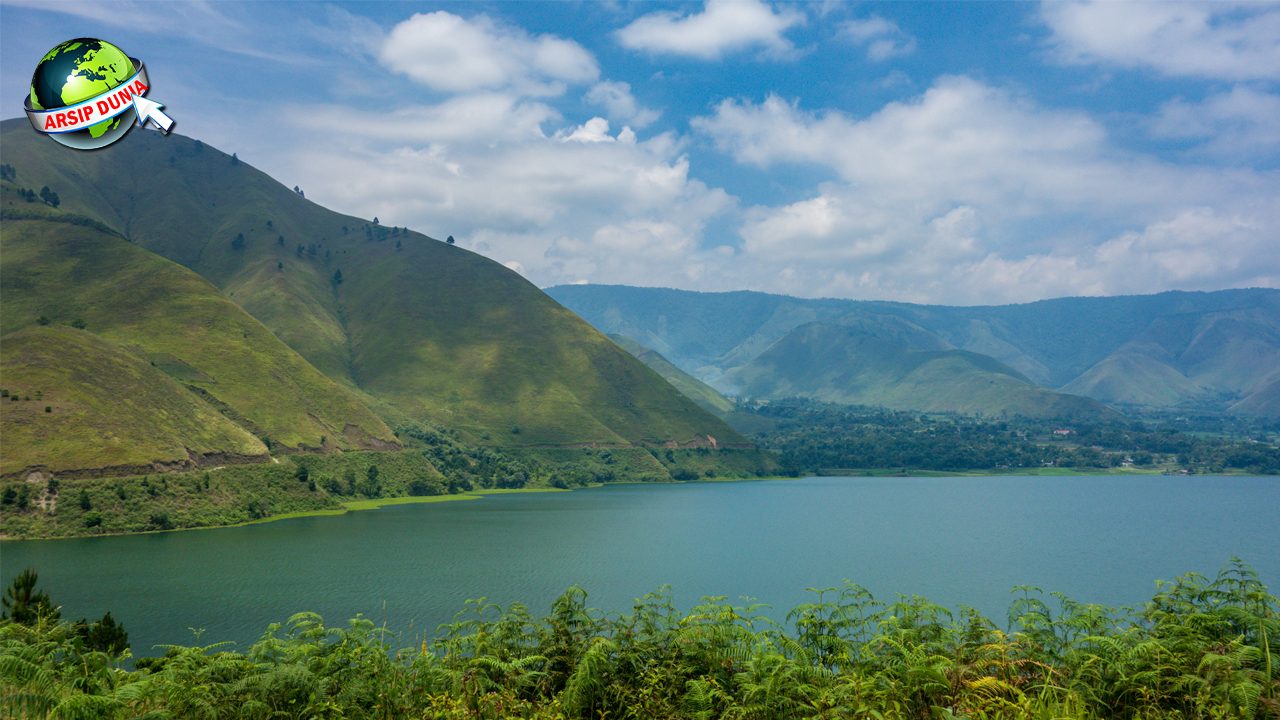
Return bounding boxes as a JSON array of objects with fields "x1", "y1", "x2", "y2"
[{"x1": 25, "y1": 38, "x2": 173, "y2": 151}]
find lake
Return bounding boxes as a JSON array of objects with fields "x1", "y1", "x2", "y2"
[{"x1": 2, "y1": 475, "x2": 1277, "y2": 657}]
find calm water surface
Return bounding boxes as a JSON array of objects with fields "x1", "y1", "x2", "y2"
[{"x1": 2, "y1": 475, "x2": 1277, "y2": 657}]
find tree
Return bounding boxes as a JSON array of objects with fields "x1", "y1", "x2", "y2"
[
  {"x1": 1, "y1": 568, "x2": 59, "y2": 625},
  {"x1": 373, "y1": 217, "x2": 379, "y2": 225},
  {"x1": 76, "y1": 611, "x2": 129, "y2": 654},
  {"x1": 363, "y1": 465, "x2": 381, "y2": 497},
  {"x1": 277, "y1": 261, "x2": 283, "y2": 271},
  {"x1": 36, "y1": 316, "x2": 50, "y2": 326},
  {"x1": 78, "y1": 489, "x2": 91, "y2": 510},
  {"x1": 277, "y1": 235, "x2": 284, "y2": 246},
  {"x1": 39, "y1": 186, "x2": 59, "y2": 208},
  {"x1": 447, "y1": 235, "x2": 455, "y2": 245},
  {"x1": 231, "y1": 152, "x2": 239, "y2": 165},
  {"x1": 70, "y1": 318, "x2": 87, "y2": 330},
  {"x1": 332, "y1": 269, "x2": 343, "y2": 285},
  {"x1": 232, "y1": 232, "x2": 245, "y2": 251}
]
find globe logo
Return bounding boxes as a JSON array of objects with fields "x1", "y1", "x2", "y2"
[{"x1": 24, "y1": 38, "x2": 173, "y2": 151}]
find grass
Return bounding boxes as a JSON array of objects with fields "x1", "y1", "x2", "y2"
[
  {"x1": 608, "y1": 334, "x2": 734, "y2": 415},
  {"x1": 0, "y1": 327, "x2": 265, "y2": 477},
  {"x1": 0, "y1": 212, "x2": 397, "y2": 456}
]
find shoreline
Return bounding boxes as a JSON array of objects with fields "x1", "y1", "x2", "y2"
[{"x1": 2, "y1": 470, "x2": 1266, "y2": 542}]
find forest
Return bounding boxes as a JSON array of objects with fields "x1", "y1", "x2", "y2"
[
  {"x1": 2, "y1": 560, "x2": 1276, "y2": 719},
  {"x1": 735, "y1": 398, "x2": 1280, "y2": 475}
]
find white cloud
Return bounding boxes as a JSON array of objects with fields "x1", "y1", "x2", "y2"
[
  {"x1": 380, "y1": 11, "x2": 598, "y2": 93},
  {"x1": 1041, "y1": 1, "x2": 1280, "y2": 81},
  {"x1": 841, "y1": 16, "x2": 917, "y2": 61},
  {"x1": 585, "y1": 81, "x2": 661, "y2": 128},
  {"x1": 1152, "y1": 86, "x2": 1280, "y2": 160},
  {"x1": 615, "y1": 0, "x2": 805, "y2": 60},
  {"x1": 280, "y1": 93, "x2": 733, "y2": 290},
  {"x1": 286, "y1": 94, "x2": 557, "y2": 145},
  {"x1": 695, "y1": 77, "x2": 1279, "y2": 303}
]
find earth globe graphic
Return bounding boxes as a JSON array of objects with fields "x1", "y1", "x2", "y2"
[{"x1": 28, "y1": 38, "x2": 138, "y2": 150}]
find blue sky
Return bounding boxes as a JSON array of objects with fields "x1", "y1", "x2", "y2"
[{"x1": 3, "y1": 1, "x2": 1278, "y2": 305}]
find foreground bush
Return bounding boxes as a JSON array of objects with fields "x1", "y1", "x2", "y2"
[{"x1": 2, "y1": 560, "x2": 1277, "y2": 719}]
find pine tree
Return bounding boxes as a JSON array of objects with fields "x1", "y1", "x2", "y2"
[{"x1": 1, "y1": 568, "x2": 59, "y2": 625}]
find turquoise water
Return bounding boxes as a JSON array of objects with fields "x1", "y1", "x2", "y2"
[{"x1": 2, "y1": 475, "x2": 1277, "y2": 657}]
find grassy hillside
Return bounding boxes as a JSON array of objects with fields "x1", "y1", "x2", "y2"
[
  {"x1": 1061, "y1": 352, "x2": 1209, "y2": 407},
  {"x1": 1, "y1": 120, "x2": 749, "y2": 451},
  {"x1": 730, "y1": 321, "x2": 1124, "y2": 420},
  {"x1": 0, "y1": 327, "x2": 267, "y2": 478},
  {"x1": 608, "y1": 334, "x2": 734, "y2": 415},
  {"x1": 0, "y1": 209, "x2": 398, "y2": 460},
  {"x1": 548, "y1": 284, "x2": 1280, "y2": 413}
]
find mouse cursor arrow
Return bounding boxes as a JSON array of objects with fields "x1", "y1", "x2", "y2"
[{"x1": 132, "y1": 95, "x2": 174, "y2": 133}]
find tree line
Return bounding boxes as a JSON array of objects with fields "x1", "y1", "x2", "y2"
[{"x1": 736, "y1": 398, "x2": 1280, "y2": 475}]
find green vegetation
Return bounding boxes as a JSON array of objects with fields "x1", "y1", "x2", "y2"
[
  {"x1": 0, "y1": 462, "x2": 338, "y2": 539},
  {"x1": 3, "y1": 560, "x2": 1276, "y2": 719},
  {"x1": 0, "y1": 327, "x2": 265, "y2": 477},
  {"x1": 0, "y1": 214, "x2": 397, "y2": 462},
  {"x1": 609, "y1": 334, "x2": 734, "y2": 415},
  {"x1": 735, "y1": 398, "x2": 1280, "y2": 476}
]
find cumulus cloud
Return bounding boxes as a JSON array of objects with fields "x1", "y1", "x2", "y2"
[
  {"x1": 615, "y1": 0, "x2": 805, "y2": 59},
  {"x1": 380, "y1": 11, "x2": 598, "y2": 93},
  {"x1": 840, "y1": 16, "x2": 917, "y2": 61},
  {"x1": 1041, "y1": 1, "x2": 1280, "y2": 81},
  {"x1": 281, "y1": 92, "x2": 733, "y2": 290},
  {"x1": 1152, "y1": 86, "x2": 1280, "y2": 161},
  {"x1": 585, "y1": 81, "x2": 661, "y2": 128},
  {"x1": 695, "y1": 77, "x2": 1279, "y2": 303}
]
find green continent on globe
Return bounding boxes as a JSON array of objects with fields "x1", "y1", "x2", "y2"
[
  {"x1": 28, "y1": 38, "x2": 137, "y2": 149},
  {"x1": 29, "y1": 38, "x2": 133, "y2": 110}
]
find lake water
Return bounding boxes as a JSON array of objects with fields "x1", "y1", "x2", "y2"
[{"x1": 2, "y1": 475, "x2": 1278, "y2": 657}]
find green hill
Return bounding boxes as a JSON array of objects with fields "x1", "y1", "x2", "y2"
[
  {"x1": 608, "y1": 334, "x2": 734, "y2": 415},
  {"x1": 0, "y1": 207, "x2": 399, "y2": 475},
  {"x1": 727, "y1": 319, "x2": 1125, "y2": 420},
  {"x1": 1, "y1": 119, "x2": 748, "y2": 451}
]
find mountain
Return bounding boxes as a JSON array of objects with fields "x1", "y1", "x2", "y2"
[
  {"x1": 607, "y1": 334, "x2": 734, "y2": 415},
  {"x1": 1, "y1": 119, "x2": 749, "y2": 459},
  {"x1": 1, "y1": 202, "x2": 401, "y2": 478},
  {"x1": 547, "y1": 284, "x2": 1280, "y2": 414},
  {"x1": 728, "y1": 316, "x2": 1124, "y2": 420}
]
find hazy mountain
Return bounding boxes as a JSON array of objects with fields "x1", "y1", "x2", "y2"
[
  {"x1": 608, "y1": 334, "x2": 734, "y2": 416},
  {"x1": 727, "y1": 316, "x2": 1124, "y2": 420},
  {"x1": 1, "y1": 119, "x2": 754, "y2": 481},
  {"x1": 547, "y1": 284, "x2": 1279, "y2": 415}
]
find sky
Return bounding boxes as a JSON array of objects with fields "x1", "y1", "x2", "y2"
[{"x1": 3, "y1": 1, "x2": 1278, "y2": 306}]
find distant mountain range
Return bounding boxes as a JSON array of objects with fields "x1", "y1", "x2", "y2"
[
  {"x1": 546, "y1": 284, "x2": 1280, "y2": 418},
  {"x1": 1, "y1": 119, "x2": 756, "y2": 481}
]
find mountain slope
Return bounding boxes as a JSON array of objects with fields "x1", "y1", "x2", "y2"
[
  {"x1": 547, "y1": 284, "x2": 1279, "y2": 413},
  {"x1": 608, "y1": 334, "x2": 734, "y2": 415},
  {"x1": 2, "y1": 119, "x2": 746, "y2": 449},
  {"x1": 0, "y1": 208, "x2": 398, "y2": 469},
  {"x1": 728, "y1": 318, "x2": 1123, "y2": 420},
  {"x1": 1, "y1": 326, "x2": 268, "y2": 477},
  {"x1": 730, "y1": 321, "x2": 1124, "y2": 420}
]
